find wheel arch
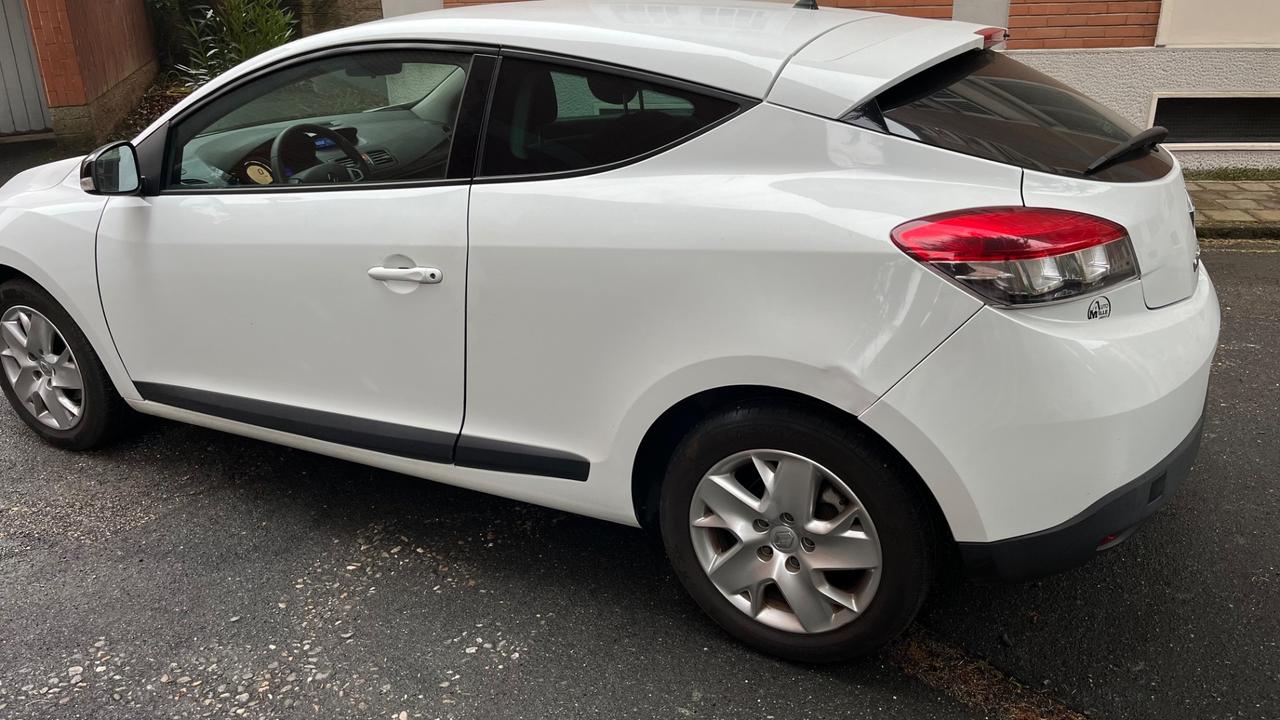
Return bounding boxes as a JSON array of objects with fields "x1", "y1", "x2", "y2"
[
  {"x1": 0, "y1": 262, "x2": 35, "y2": 286},
  {"x1": 629, "y1": 384, "x2": 958, "y2": 556},
  {"x1": 0, "y1": 255, "x2": 139, "y2": 403}
]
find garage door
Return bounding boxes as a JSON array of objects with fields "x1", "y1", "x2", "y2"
[{"x1": 0, "y1": 0, "x2": 51, "y2": 136}]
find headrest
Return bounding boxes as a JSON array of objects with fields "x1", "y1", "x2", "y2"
[
  {"x1": 524, "y1": 68, "x2": 558, "y2": 127},
  {"x1": 587, "y1": 74, "x2": 638, "y2": 106}
]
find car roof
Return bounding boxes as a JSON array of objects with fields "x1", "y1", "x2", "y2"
[
  {"x1": 236, "y1": 0, "x2": 881, "y2": 100},
  {"x1": 141, "y1": 0, "x2": 991, "y2": 140}
]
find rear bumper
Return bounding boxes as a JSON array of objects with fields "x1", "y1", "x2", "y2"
[
  {"x1": 861, "y1": 266, "x2": 1219, "y2": 552},
  {"x1": 958, "y1": 409, "x2": 1204, "y2": 581}
]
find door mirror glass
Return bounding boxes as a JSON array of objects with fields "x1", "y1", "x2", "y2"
[{"x1": 80, "y1": 142, "x2": 141, "y2": 195}]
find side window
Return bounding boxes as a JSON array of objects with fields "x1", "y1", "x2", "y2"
[
  {"x1": 480, "y1": 58, "x2": 741, "y2": 177},
  {"x1": 167, "y1": 50, "x2": 471, "y2": 189}
]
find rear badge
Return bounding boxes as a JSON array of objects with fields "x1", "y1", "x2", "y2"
[{"x1": 1087, "y1": 296, "x2": 1112, "y2": 320}]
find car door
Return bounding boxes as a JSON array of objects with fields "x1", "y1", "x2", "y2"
[{"x1": 96, "y1": 47, "x2": 494, "y2": 462}]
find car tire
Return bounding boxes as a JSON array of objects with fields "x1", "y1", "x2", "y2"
[
  {"x1": 659, "y1": 401, "x2": 936, "y2": 662},
  {"x1": 0, "y1": 279, "x2": 128, "y2": 450}
]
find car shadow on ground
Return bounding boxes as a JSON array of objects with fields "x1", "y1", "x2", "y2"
[
  {"x1": 87, "y1": 413, "x2": 1176, "y2": 674},
  {"x1": 0, "y1": 371, "x2": 1259, "y2": 712}
]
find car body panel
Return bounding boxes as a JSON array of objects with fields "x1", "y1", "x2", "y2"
[
  {"x1": 768, "y1": 13, "x2": 989, "y2": 119},
  {"x1": 0, "y1": 171, "x2": 139, "y2": 401},
  {"x1": 0, "y1": 2, "x2": 1222, "y2": 561},
  {"x1": 862, "y1": 268, "x2": 1219, "y2": 543},
  {"x1": 1022, "y1": 165, "x2": 1201, "y2": 309},
  {"x1": 463, "y1": 103, "x2": 1018, "y2": 522},
  {"x1": 133, "y1": 398, "x2": 625, "y2": 522},
  {"x1": 96, "y1": 186, "x2": 470, "y2": 440}
]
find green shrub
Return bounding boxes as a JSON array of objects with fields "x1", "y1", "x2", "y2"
[
  {"x1": 146, "y1": 0, "x2": 197, "y2": 70},
  {"x1": 169, "y1": 0, "x2": 296, "y2": 88}
]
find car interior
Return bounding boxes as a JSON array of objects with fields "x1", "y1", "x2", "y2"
[
  {"x1": 171, "y1": 54, "x2": 468, "y2": 188},
  {"x1": 169, "y1": 51, "x2": 740, "y2": 189},
  {"x1": 479, "y1": 60, "x2": 720, "y2": 176}
]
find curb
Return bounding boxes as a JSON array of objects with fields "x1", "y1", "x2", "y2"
[{"x1": 1195, "y1": 223, "x2": 1280, "y2": 240}]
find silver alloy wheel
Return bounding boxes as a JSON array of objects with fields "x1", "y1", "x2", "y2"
[
  {"x1": 0, "y1": 306, "x2": 84, "y2": 430},
  {"x1": 688, "y1": 450, "x2": 882, "y2": 634}
]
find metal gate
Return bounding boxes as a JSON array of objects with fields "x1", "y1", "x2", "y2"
[{"x1": 0, "y1": 0, "x2": 51, "y2": 136}]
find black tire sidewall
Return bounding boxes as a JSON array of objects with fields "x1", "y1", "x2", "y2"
[
  {"x1": 659, "y1": 404, "x2": 934, "y2": 662},
  {"x1": 0, "y1": 280, "x2": 115, "y2": 450}
]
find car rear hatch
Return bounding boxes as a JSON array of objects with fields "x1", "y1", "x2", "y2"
[
  {"x1": 771, "y1": 28, "x2": 1199, "y2": 308},
  {"x1": 1021, "y1": 165, "x2": 1198, "y2": 308}
]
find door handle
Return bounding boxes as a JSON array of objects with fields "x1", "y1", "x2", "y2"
[{"x1": 368, "y1": 266, "x2": 442, "y2": 284}]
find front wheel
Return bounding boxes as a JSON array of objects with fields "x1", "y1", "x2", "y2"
[
  {"x1": 0, "y1": 279, "x2": 127, "y2": 449},
  {"x1": 659, "y1": 403, "x2": 937, "y2": 662}
]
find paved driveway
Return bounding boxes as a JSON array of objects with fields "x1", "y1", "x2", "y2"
[{"x1": 0, "y1": 146, "x2": 1276, "y2": 718}]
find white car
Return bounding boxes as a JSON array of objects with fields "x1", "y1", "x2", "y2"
[{"x1": 0, "y1": 0, "x2": 1218, "y2": 661}]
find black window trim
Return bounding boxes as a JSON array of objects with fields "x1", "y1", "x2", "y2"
[
  {"x1": 134, "y1": 41, "x2": 760, "y2": 195},
  {"x1": 148, "y1": 41, "x2": 499, "y2": 196},
  {"x1": 472, "y1": 48, "x2": 758, "y2": 185}
]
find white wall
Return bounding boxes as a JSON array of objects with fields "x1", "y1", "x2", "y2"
[
  {"x1": 382, "y1": 0, "x2": 443, "y2": 17},
  {"x1": 1014, "y1": 47, "x2": 1280, "y2": 169},
  {"x1": 1157, "y1": 0, "x2": 1280, "y2": 47}
]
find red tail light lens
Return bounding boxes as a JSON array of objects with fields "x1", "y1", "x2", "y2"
[
  {"x1": 975, "y1": 27, "x2": 1008, "y2": 49},
  {"x1": 892, "y1": 207, "x2": 1138, "y2": 305}
]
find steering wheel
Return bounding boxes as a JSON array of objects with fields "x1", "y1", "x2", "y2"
[{"x1": 270, "y1": 123, "x2": 373, "y2": 185}]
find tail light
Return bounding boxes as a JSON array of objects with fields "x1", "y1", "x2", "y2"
[
  {"x1": 891, "y1": 207, "x2": 1138, "y2": 305},
  {"x1": 975, "y1": 27, "x2": 1008, "y2": 49}
]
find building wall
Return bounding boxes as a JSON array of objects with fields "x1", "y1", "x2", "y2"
[
  {"x1": 23, "y1": 0, "x2": 155, "y2": 143},
  {"x1": 383, "y1": 0, "x2": 443, "y2": 15},
  {"x1": 1015, "y1": 46, "x2": 1280, "y2": 169},
  {"x1": 23, "y1": 0, "x2": 83, "y2": 107},
  {"x1": 440, "y1": 0, "x2": 1162, "y2": 49},
  {"x1": 292, "y1": 0, "x2": 385, "y2": 35},
  {"x1": 1156, "y1": 0, "x2": 1280, "y2": 46},
  {"x1": 66, "y1": 0, "x2": 153, "y2": 102},
  {"x1": 1006, "y1": 0, "x2": 1160, "y2": 49}
]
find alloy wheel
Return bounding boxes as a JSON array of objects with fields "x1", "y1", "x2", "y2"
[
  {"x1": 0, "y1": 306, "x2": 85, "y2": 430},
  {"x1": 688, "y1": 450, "x2": 882, "y2": 634}
]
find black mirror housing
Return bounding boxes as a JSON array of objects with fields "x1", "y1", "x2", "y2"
[{"x1": 80, "y1": 141, "x2": 141, "y2": 195}]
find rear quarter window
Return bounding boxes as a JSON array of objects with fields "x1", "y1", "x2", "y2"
[
  {"x1": 479, "y1": 58, "x2": 743, "y2": 178},
  {"x1": 849, "y1": 50, "x2": 1174, "y2": 183}
]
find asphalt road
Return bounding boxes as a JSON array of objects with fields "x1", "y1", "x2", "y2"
[
  {"x1": 921, "y1": 241, "x2": 1280, "y2": 719},
  {"x1": 0, "y1": 147, "x2": 1276, "y2": 719}
]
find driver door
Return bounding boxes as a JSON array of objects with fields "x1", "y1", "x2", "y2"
[{"x1": 96, "y1": 47, "x2": 489, "y2": 462}]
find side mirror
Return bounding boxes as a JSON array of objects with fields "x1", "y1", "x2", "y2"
[{"x1": 80, "y1": 141, "x2": 141, "y2": 195}]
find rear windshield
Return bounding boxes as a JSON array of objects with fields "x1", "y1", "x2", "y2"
[{"x1": 848, "y1": 50, "x2": 1173, "y2": 183}]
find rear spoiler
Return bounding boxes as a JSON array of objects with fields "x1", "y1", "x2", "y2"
[{"x1": 768, "y1": 14, "x2": 1003, "y2": 119}]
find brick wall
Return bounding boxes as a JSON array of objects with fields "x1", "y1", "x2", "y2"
[
  {"x1": 23, "y1": 0, "x2": 84, "y2": 107},
  {"x1": 1007, "y1": 0, "x2": 1161, "y2": 49},
  {"x1": 291, "y1": 0, "x2": 384, "y2": 35},
  {"x1": 66, "y1": 0, "x2": 155, "y2": 101},
  {"x1": 22, "y1": 0, "x2": 155, "y2": 142},
  {"x1": 24, "y1": 0, "x2": 154, "y2": 108},
  {"x1": 830, "y1": 0, "x2": 953, "y2": 20},
  {"x1": 441, "y1": 0, "x2": 1163, "y2": 49}
]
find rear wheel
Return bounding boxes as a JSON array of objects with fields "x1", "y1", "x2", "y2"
[
  {"x1": 659, "y1": 402, "x2": 935, "y2": 662},
  {"x1": 0, "y1": 279, "x2": 127, "y2": 449}
]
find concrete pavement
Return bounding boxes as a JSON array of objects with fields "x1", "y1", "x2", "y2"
[{"x1": 1190, "y1": 182, "x2": 1280, "y2": 239}]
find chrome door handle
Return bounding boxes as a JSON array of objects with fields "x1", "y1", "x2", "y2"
[{"x1": 368, "y1": 266, "x2": 442, "y2": 284}]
